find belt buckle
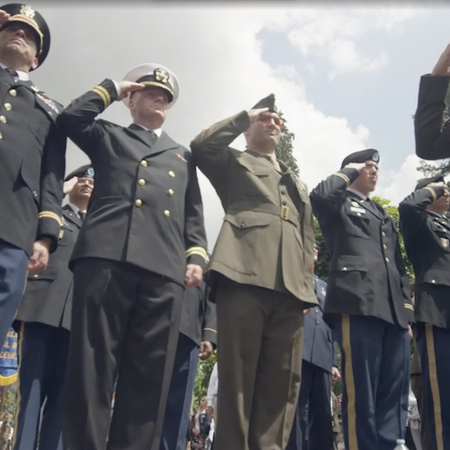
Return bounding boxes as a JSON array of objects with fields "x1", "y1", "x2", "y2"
[{"x1": 281, "y1": 205, "x2": 289, "y2": 220}]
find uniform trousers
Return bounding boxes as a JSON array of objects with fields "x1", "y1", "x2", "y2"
[
  {"x1": 13, "y1": 322, "x2": 70, "y2": 450},
  {"x1": 160, "y1": 333, "x2": 199, "y2": 450},
  {"x1": 416, "y1": 322, "x2": 450, "y2": 450},
  {"x1": 286, "y1": 361, "x2": 333, "y2": 450},
  {"x1": 334, "y1": 315, "x2": 410, "y2": 450},
  {"x1": 411, "y1": 371, "x2": 433, "y2": 450},
  {"x1": 0, "y1": 240, "x2": 28, "y2": 343},
  {"x1": 62, "y1": 258, "x2": 183, "y2": 450},
  {"x1": 214, "y1": 277, "x2": 304, "y2": 450}
]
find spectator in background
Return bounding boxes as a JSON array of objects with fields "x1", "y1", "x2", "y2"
[{"x1": 188, "y1": 397, "x2": 211, "y2": 450}]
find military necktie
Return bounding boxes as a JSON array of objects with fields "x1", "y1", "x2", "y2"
[
  {"x1": 78, "y1": 211, "x2": 86, "y2": 221},
  {"x1": 268, "y1": 153, "x2": 282, "y2": 172}
]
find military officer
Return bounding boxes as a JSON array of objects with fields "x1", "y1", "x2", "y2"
[
  {"x1": 12, "y1": 165, "x2": 93, "y2": 450},
  {"x1": 310, "y1": 149, "x2": 414, "y2": 450},
  {"x1": 414, "y1": 43, "x2": 450, "y2": 160},
  {"x1": 161, "y1": 281, "x2": 216, "y2": 450},
  {"x1": 56, "y1": 63, "x2": 208, "y2": 450},
  {"x1": 399, "y1": 175, "x2": 450, "y2": 450},
  {"x1": 0, "y1": 4, "x2": 66, "y2": 345},
  {"x1": 286, "y1": 243, "x2": 340, "y2": 450},
  {"x1": 191, "y1": 94, "x2": 317, "y2": 450}
]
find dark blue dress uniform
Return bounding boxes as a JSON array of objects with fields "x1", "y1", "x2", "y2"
[
  {"x1": 286, "y1": 276, "x2": 338, "y2": 450},
  {"x1": 11, "y1": 166, "x2": 92, "y2": 450},
  {"x1": 310, "y1": 149, "x2": 414, "y2": 450},
  {"x1": 0, "y1": 4, "x2": 66, "y2": 346},
  {"x1": 414, "y1": 75, "x2": 450, "y2": 160},
  {"x1": 56, "y1": 64, "x2": 208, "y2": 450},
  {"x1": 161, "y1": 281, "x2": 217, "y2": 450},
  {"x1": 399, "y1": 176, "x2": 450, "y2": 450}
]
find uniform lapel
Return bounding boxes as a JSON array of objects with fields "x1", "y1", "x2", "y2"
[
  {"x1": 346, "y1": 192, "x2": 382, "y2": 220},
  {"x1": 125, "y1": 127, "x2": 178, "y2": 157},
  {"x1": 63, "y1": 204, "x2": 81, "y2": 228}
]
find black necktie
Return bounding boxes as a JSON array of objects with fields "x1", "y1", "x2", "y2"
[{"x1": 78, "y1": 211, "x2": 86, "y2": 221}]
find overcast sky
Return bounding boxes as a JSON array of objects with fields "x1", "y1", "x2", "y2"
[{"x1": 28, "y1": 3, "x2": 449, "y2": 245}]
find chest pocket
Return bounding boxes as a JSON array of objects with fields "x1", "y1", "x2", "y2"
[
  {"x1": 430, "y1": 221, "x2": 450, "y2": 250},
  {"x1": 343, "y1": 204, "x2": 371, "y2": 239}
]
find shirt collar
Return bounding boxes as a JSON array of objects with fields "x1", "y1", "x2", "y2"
[
  {"x1": 133, "y1": 122, "x2": 162, "y2": 137},
  {"x1": 0, "y1": 61, "x2": 29, "y2": 81},
  {"x1": 347, "y1": 188, "x2": 368, "y2": 201},
  {"x1": 67, "y1": 202, "x2": 86, "y2": 216}
]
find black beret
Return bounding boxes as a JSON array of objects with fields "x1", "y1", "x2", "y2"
[
  {"x1": 64, "y1": 165, "x2": 94, "y2": 182},
  {"x1": 340, "y1": 148, "x2": 380, "y2": 169},
  {"x1": 0, "y1": 3, "x2": 50, "y2": 69},
  {"x1": 415, "y1": 175, "x2": 445, "y2": 191},
  {"x1": 252, "y1": 93, "x2": 276, "y2": 112}
]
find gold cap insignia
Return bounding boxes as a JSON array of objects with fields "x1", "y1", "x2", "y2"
[
  {"x1": 154, "y1": 68, "x2": 169, "y2": 84},
  {"x1": 19, "y1": 5, "x2": 36, "y2": 18},
  {"x1": 441, "y1": 238, "x2": 449, "y2": 248}
]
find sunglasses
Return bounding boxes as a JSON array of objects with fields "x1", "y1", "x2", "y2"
[{"x1": 257, "y1": 114, "x2": 284, "y2": 127}]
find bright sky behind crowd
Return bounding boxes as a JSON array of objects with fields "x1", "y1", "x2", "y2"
[{"x1": 29, "y1": 3, "x2": 450, "y2": 245}]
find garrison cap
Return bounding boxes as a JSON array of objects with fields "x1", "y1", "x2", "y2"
[
  {"x1": 0, "y1": 4, "x2": 50, "y2": 69},
  {"x1": 64, "y1": 165, "x2": 95, "y2": 182},
  {"x1": 252, "y1": 93, "x2": 276, "y2": 112},
  {"x1": 415, "y1": 175, "x2": 445, "y2": 191},
  {"x1": 122, "y1": 63, "x2": 180, "y2": 109},
  {"x1": 340, "y1": 148, "x2": 380, "y2": 169}
]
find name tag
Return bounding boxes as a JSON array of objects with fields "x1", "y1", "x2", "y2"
[{"x1": 350, "y1": 206, "x2": 365, "y2": 214}]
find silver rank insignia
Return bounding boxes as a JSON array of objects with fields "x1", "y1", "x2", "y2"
[{"x1": 441, "y1": 238, "x2": 449, "y2": 248}]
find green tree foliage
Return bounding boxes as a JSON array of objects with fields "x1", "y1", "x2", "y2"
[
  {"x1": 275, "y1": 110, "x2": 299, "y2": 175},
  {"x1": 192, "y1": 351, "x2": 217, "y2": 412}
]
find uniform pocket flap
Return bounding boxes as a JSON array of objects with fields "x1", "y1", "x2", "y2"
[
  {"x1": 418, "y1": 269, "x2": 450, "y2": 287},
  {"x1": 236, "y1": 158, "x2": 270, "y2": 176},
  {"x1": 27, "y1": 264, "x2": 59, "y2": 281},
  {"x1": 331, "y1": 255, "x2": 369, "y2": 272},
  {"x1": 224, "y1": 211, "x2": 273, "y2": 229}
]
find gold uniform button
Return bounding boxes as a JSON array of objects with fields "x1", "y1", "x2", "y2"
[
  {"x1": 167, "y1": 189, "x2": 174, "y2": 196},
  {"x1": 0, "y1": 132, "x2": 3, "y2": 139},
  {"x1": 135, "y1": 199, "x2": 143, "y2": 207},
  {"x1": 383, "y1": 244, "x2": 387, "y2": 249},
  {"x1": 33, "y1": 274, "x2": 39, "y2": 279},
  {"x1": 385, "y1": 257, "x2": 390, "y2": 263},
  {"x1": 164, "y1": 210, "x2": 171, "y2": 217},
  {"x1": 9, "y1": 89, "x2": 17, "y2": 97},
  {"x1": 0, "y1": 116, "x2": 6, "y2": 124},
  {"x1": 169, "y1": 171, "x2": 175, "y2": 177},
  {"x1": 4, "y1": 103, "x2": 11, "y2": 111},
  {"x1": 342, "y1": 267, "x2": 347, "y2": 271},
  {"x1": 431, "y1": 279, "x2": 436, "y2": 284},
  {"x1": 138, "y1": 179, "x2": 146, "y2": 186},
  {"x1": 141, "y1": 160, "x2": 148, "y2": 167},
  {"x1": 382, "y1": 232, "x2": 386, "y2": 237}
]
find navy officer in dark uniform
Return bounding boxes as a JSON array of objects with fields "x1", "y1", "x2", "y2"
[
  {"x1": 0, "y1": 4, "x2": 66, "y2": 344},
  {"x1": 310, "y1": 149, "x2": 414, "y2": 450},
  {"x1": 56, "y1": 63, "x2": 208, "y2": 450},
  {"x1": 161, "y1": 280, "x2": 216, "y2": 450},
  {"x1": 12, "y1": 165, "x2": 94, "y2": 450},
  {"x1": 399, "y1": 175, "x2": 450, "y2": 450},
  {"x1": 286, "y1": 242, "x2": 340, "y2": 450}
]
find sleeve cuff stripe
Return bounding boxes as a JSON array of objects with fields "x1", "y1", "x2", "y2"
[
  {"x1": 38, "y1": 211, "x2": 62, "y2": 226},
  {"x1": 186, "y1": 247, "x2": 208, "y2": 259},
  {"x1": 404, "y1": 304, "x2": 414, "y2": 311},
  {"x1": 334, "y1": 172, "x2": 350, "y2": 187},
  {"x1": 90, "y1": 86, "x2": 110, "y2": 108},
  {"x1": 423, "y1": 186, "x2": 437, "y2": 201},
  {"x1": 203, "y1": 328, "x2": 217, "y2": 334}
]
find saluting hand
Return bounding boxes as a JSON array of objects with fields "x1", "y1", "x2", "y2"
[
  {"x1": 63, "y1": 176, "x2": 78, "y2": 195},
  {"x1": 0, "y1": 10, "x2": 11, "y2": 26},
  {"x1": 117, "y1": 81, "x2": 145, "y2": 101},
  {"x1": 432, "y1": 43, "x2": 450, "y2": 76},
  {"x1": 184, "y1": 264, "x2": 203, "y2": 287},
  {"x1": 247, "y1": 107, "x2": 270, "y2": 124},
  {"x1": 27, "y1": 238, "x2": 51, "y2": 272},
  {"x1": 344, "y1": 162, "x2": 366, "y2": 172},
  {"x1": 199, "y1": 341, "x2": 213, "y2": 360}
]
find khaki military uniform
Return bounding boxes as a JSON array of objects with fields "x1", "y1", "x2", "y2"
[{"x1": 191, "y1": 110, "x2": 317, "y2": 450}]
